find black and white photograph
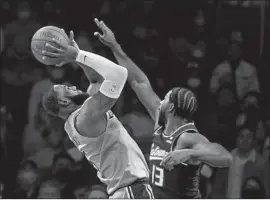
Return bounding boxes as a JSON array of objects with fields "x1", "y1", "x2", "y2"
[{"x1": 0, "y1": 0, "x2": 269, "y2": 199}]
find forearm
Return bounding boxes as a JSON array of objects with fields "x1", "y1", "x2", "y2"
[
  {"x1": 76, "y1": 50, "x2": 127, "y2": 81},
  {"x1": 189, "y1": 144, "x2": 232, "y2": 167},
  {"x1": 76, "y1": 50, "x2": 127, "y2": 98},
  {"x1": 110, "y1": 43, "x2": 151, "y2": 87},
  {"x1": 110, "y1": 44, "x2": 160, "y2": 120}
]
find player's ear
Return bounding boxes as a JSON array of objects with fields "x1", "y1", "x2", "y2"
[{"x1": 168, "y1": 103, "x2": 174, "y2": 113}]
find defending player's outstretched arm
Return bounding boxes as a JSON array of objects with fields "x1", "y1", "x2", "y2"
[
  {"x1": 161, "y1": 132, "x2": 232, "y2": 169},
  {"x1": 93, "y1": 18, "x2": 161, "y2": 124}
]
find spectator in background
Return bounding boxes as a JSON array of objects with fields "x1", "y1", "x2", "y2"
[
  {"x1": 210, "y1": 31, "x2": 260, "y2": 100},
  {"x1": 3, "y1": 1, "x2": 41, "y2": 59},
  {"x1": 87, "y1": 184, "x2": 108, "y2": 199},
  {"x1": 185, "y1": 60, "x2": 203, "y2": 97},
  {"x1": 0, "y1": 27, "x2": 3, "y2": 54},
  {"x1": 239, "y1": 91, "x2": 262, "y2": 120},
  {"x1": 23, "y1": 67, "x2": 68, "y2": 157},
  {"x1": 51, "y1": 152, "x2": 75, "y2": 190},
  {"x1": 215, "y1": 84, "x2": 237, "y2": 120},
  {"x1": 164, "y1": 35, "x2": 191, "y2": 90},
  {"x1": 236, "y1": 91, "x2": 262, "y2": 128},
  {"x1": 11, "y1": 162, "x2": 40, "y2": 198},
  {"x1": 242, "y1": 177, "x2": 266, "y2": 199},
  {"x1": 214, "y1": 85, "x2": 238, "y2": 148},
  {"x1": 120, "y1": 97, "x2": 154, "y2": 138},
  {"x1": 254, "y1": 119, "x2": 267, "y2": 154},
  {"x1": 36, "y1": 179, "x2": 62, "y2": 199},
  {"x1": 19, "y1": 160, "x2": 39, "y2": 172},
  {"x1": 212, "y1": 126, "x2": 269, "y2": 198},
  {"x1": 263, "y1": 133, "x2": 269, "y2": 158},
  {"x1": 76, "y1": 31, "x2": 94, "y2": 52},
  {"x1": 188, "y1": 9, "x2": 207, "y2": 60},
  {"x1": 63, "y1": 182, "x2": 90, "y2": 199},
  {"x1": 0, "y1": 181, "x2": 3, "y2": 198}
]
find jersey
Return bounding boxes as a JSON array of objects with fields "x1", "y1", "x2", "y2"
[
  {"x1": 64, "y1": 109, "x2": 149, "y2": 196},
  {"x1": 149, "y1": 123, "x2": 202, "y2": 198}
]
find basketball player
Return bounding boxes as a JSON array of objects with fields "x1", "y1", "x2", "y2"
[
  {"x1": 41, "y1": 31, "x2": 154, "y2": 199},
  {"x1": 94, "y1": 18, "x2": 232, "y2": 198}
]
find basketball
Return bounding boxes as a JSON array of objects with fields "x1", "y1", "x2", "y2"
[{"x1": 31, "y1": 26, "x2": 69, "y2": 66}]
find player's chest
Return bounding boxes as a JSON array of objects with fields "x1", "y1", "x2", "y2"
[{"x1": 149, "y1": 141, "x2": 171, "y2": 162}]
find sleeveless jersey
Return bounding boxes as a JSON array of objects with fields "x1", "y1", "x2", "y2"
[
  {"x1": 64, "y1": 109, "x2": 149, "y2": 195},
  {"x1": 149, "y1": 123, "x2": 202, "y2": 198}
]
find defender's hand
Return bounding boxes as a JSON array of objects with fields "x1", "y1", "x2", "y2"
[
  {"x1": 160, "y1": 150, "x2": 190, "y2": 171},
  {"x1": 94, "y1": 18, "x2": 118, "y2": 48},
  {"x1": 42, "y1": 30, "x2": 79, "y2": 67}
]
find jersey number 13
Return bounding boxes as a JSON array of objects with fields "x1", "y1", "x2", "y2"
[{"x1": 151, "y1": 164, "x2": 164, "y2": 187}]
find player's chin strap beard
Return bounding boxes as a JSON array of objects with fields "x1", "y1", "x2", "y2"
[{"x1": 69, "y1": 93, "x2": 90, "y2": 106}]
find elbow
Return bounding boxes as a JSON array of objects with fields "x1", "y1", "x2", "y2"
[
  {"x1": 222, "y1": 152, "x2": 233, "y2": 167},
  {"x1": 226, "y1": 153, "x2": 233, "y2": 166},
  {"x1": 110, "y1": 65, "x2": 128, "y2": 82},
  {"x1": 121, "y1": 67, "x2": 128, "y2": 82}
]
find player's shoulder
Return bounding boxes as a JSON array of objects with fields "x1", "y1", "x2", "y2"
[
  {"x1": 74, "y1": 109, "x2": 107, "y2": 138},
  {"x1": 178, "y1": 131, "x2": 208, "y2": 145},
  {"x1": 65, "y1": 109, "x2": 80, "y2": 128}
]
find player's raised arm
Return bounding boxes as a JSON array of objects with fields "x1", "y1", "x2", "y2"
[
  {"x1": 93, "y1": 18, "x2": 161, "y2": 122},
  {"x1": 41, "y1": 31, "x2": 127, "y2": 124}
]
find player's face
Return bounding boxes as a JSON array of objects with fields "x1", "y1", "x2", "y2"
[
  {"x1": 53, "y1": 85, "x2": 89, "y2": 107},
  {"x1": 158, "y1": 90, "x2": 173, "y2": 127},
  {"x1": 54, "y1": 84, "x2": 82, "y2": 97}
]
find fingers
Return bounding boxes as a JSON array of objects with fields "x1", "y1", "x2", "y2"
[
  {"x1": 45, "y1": 43, "x2": 64, "y2": 53},
  {"x1": 94, "y1": 18, "x2": 100, "y2": 27},
  {"x1": 100, "y1": 20, "x2": 110, "y2": 30},
  {"x1": 55, "y1": 61, "x2": 66, "y2": 67},
  {"x1": 94, "y1": 18, "x2": 107, "y2": 33},
  {"x1": 94, "y1": 32, "x2": 103, "y2": 39},
  {"x1": 52, "y1": 38, "x2": 67, "y2": 50},
  {"x1": 42, "y1": 50, "x2": 62, "y2": 58},
  {"x1": 160, "y1": 155, "x2": 171, "y2": 166},
  {"x1": 164, "y1": 163, "x2": 175, "y2": 171},
  {"x1": 161, "y1": 160, "x2": 175, "y2": 171},
  {"x1": 69, "y1": 30, "x2": 74, "y2": 41}
]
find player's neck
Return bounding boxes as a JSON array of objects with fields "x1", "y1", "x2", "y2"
[
  {"x1": 164, "y1": 118, "x2": 187, "y2": 136},
  {"x1": 60, "y1": 106, "x2": 80, "y2": 120}
]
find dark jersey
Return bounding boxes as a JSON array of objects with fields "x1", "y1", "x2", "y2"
[{"x1": 149, "y1": 123, "x2": 202, "y2": 199}]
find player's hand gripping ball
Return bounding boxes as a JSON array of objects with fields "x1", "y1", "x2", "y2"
[{"x1": 31, "y1": 26, "x2": 79, "y2": 66}]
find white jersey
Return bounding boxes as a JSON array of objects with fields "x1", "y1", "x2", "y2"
[{"x1": 64, "y1": 109, "x2": 149, "y2": 195}]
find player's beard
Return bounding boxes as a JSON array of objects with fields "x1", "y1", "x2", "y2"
[
  {"x1": 69, "y1": 93, "x2": 90, "y2": 106},
  {"x1": 158, "y1": 107, "x2": 167, "y2": 127}
]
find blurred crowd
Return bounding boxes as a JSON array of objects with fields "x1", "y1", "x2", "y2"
[{"x1": 0, "y1": 0, "x2": 269, "y2": 198}]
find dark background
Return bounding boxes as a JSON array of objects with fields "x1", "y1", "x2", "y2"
[{"x1": 0, "y1": 0, "x2": 269, "y2": 198}]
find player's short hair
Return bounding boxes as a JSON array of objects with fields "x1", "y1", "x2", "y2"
[
  {"x1": 42, "y1": 88, "x2": 60, "y2": 116},
  {"x1": 169, "y1": 87, "x2": 198, "y2": 121}
]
